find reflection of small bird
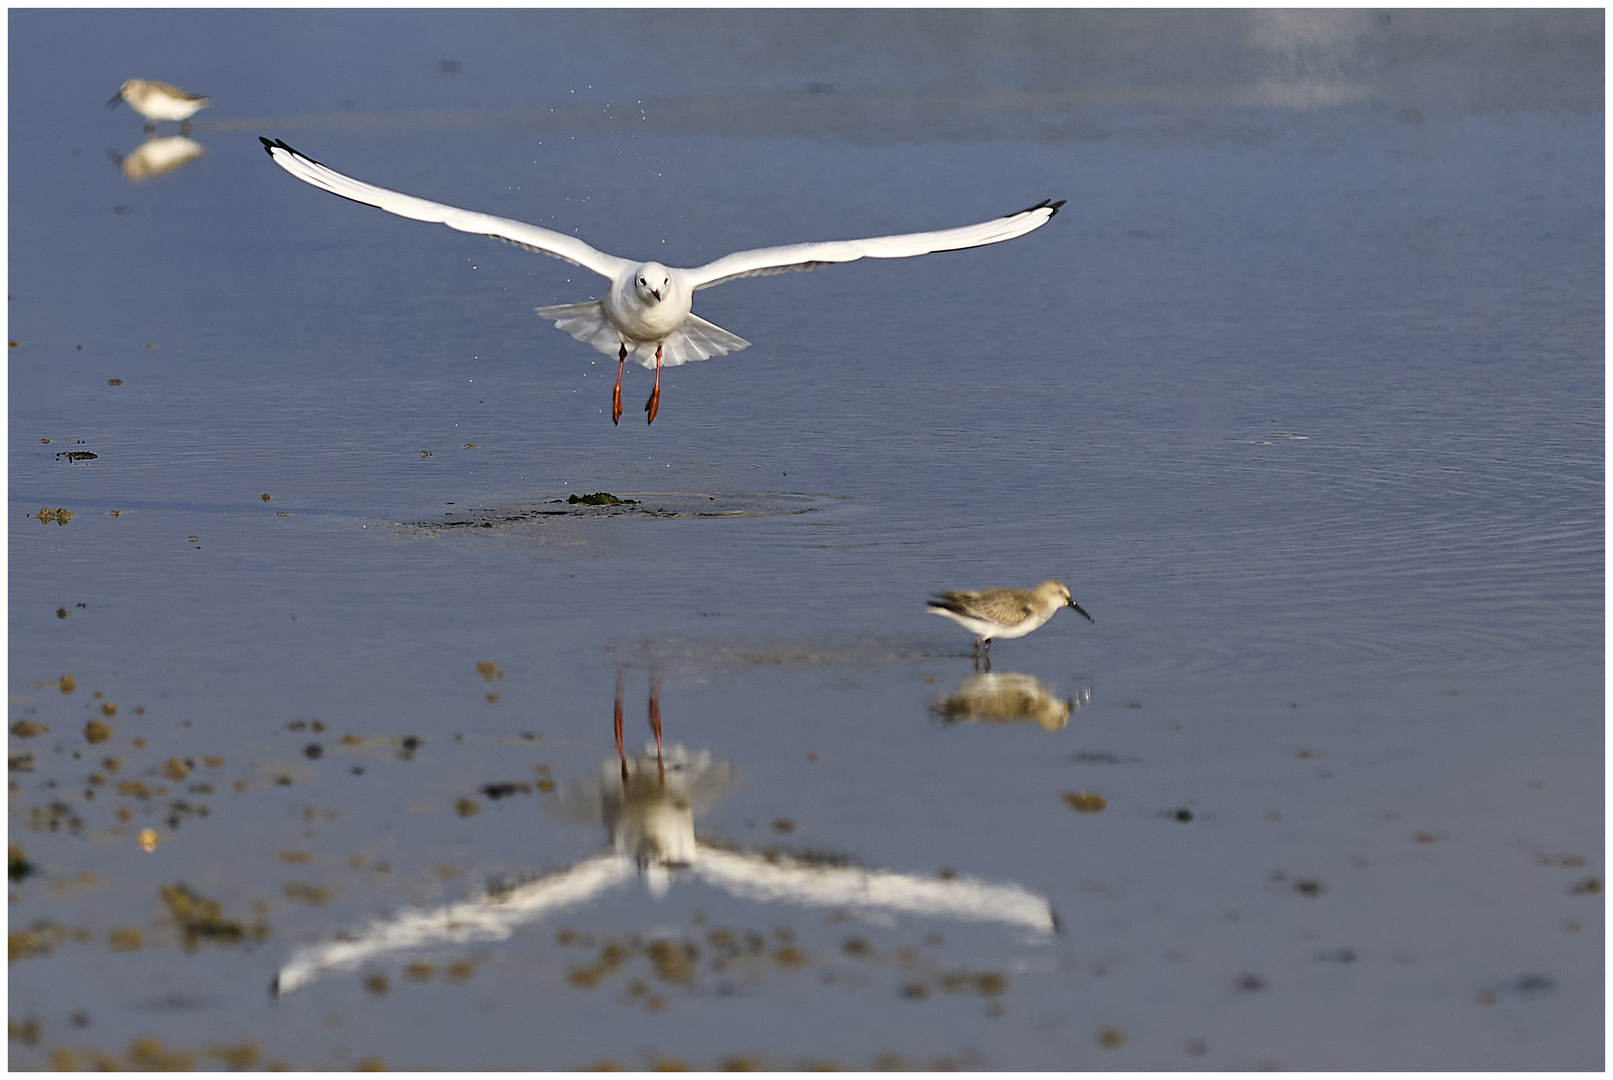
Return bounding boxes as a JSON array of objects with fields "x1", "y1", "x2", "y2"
[
  {"x1": 107, "y1": 79, "x2": 209, "y2": 130},
  {"x1": 113, "y1": 135, "x2": 206, "y2": 183},
  {"x1": 928, "y1": 579, "x2": 1093, "y2": 661},
  {"x1": 930, "y1": 672, "x2": 1084, "y2": 731},
  {"x1": 259, "y1": 137, "x2": 1063, "y2": 426}
]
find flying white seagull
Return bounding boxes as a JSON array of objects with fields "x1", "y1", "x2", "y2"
[{"x1": 260, "y1": 138, "x2": 1063, "y2": 424}]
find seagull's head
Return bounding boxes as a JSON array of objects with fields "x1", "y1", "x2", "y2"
[{"x1": 633, "y1": 263, "x2": 673, "y2": 305}]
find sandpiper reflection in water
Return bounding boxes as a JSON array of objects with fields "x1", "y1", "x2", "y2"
[
  {"x1": 930, "y1": 672, "x2": 1091, "y2": 732},
  {"x1": 271, "y1": 669, "x2": 1055, "y2": 995},
  {"x1": 111, "y1": 135, "x2": 206, "y2": 183}
]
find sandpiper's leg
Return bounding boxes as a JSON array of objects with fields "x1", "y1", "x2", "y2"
[
  {"x1": 612, "y1": 344, "x2": 626, "y2": 425},
  {"x1": 179, "y1": 120, "x2": 191, "y2": 136},
  {"x1": 613, "y1": 669, "x2": 627, "y2": 781},
  {"x1": 143, "y1": 120, "x2": 155, "y2": 134},
  {"x1": 644, "y1": 344, "x2": 663, "y2": 424},
  {"x1": 648, "y1": 669, "x2": 665, "y2": 780}
]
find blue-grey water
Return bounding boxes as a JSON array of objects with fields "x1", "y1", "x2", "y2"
[{"x1": 8, "y1": 10, "x2": 1602, "y2": 1071}]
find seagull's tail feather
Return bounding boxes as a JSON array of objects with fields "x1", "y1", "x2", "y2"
[
  {"x1": 536, "y1": 301, "x2": 620, "y2": 356},
  {"x1": 661, "y1": 313, "x2": 750, "y2": 367},
  {"x1": 535, "y1": 303, "x2": 750, "y2": 369}
]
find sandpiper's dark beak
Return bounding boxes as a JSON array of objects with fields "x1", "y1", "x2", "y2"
[
  {"x1": 1068, "y1": 598, "x2": 1094, "y2": 623},
  {"x1": 106, "y1": 92, "x2": 125, "y2": 109},
  {"x1": 651, "y1": 288, "x2": 661, "y2": 301}
]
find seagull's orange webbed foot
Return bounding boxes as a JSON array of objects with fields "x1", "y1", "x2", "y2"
[
  {"x1": 644, "y1": 344, "x2": 662, "y2": 425},
  {"x1": 611, "y1": 344, "x2": 626, "y2": 425}
]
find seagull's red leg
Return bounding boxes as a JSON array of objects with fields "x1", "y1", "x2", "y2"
[
  {"x1": 644, "y1": 344, "x2": 662, "y2": 425},
  {"x1": 648, "y1": 669, "x2": 665, "y2": 781},
  {"x1": 613, "y1": 668, "x2": 627, "y2": 781},
  {"x1": 612, "y1": 344, "x2": 626, "y2": 425}
]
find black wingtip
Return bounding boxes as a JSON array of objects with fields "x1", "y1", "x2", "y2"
[
  {"x1": 259, "y1": 136, "x2": 308, "y2": 161},
  {"x1": 1010, "y1": 198, "x2": 1066, "y2": 219}
]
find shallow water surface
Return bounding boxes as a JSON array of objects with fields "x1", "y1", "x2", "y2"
[{"x1": 8, "y1": 10, "x2": 1603, "y2": 1071}]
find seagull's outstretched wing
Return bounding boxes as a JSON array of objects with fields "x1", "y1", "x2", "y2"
[
  {"x1": 692, "y1": 846, "x2": 1057, "y2": 935},
  {"x1": 683, "y1": 199, "x2": 1064, "y2": 291},
  {"x1": 260, "y1": 138, "x2": 633, "y2": 282},
  {"x1": 272, "y1": 853, "x2": 636, "y2": 995}
]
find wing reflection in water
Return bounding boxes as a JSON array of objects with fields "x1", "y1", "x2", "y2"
[
  {"x1": 112, "y1": 135, "x2": 206, "y2": 183},
  {"x1": 273, "y1": 669, "x2": 1056, "y2": 995},
  {"x1": 929, "y1": 672, "x2": 1090, "y2": 731}
]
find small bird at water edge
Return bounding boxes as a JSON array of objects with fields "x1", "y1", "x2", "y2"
[
  {"x1": 928, "y1": 579, "x2": 1093, "y2": 662},
  {"x1": 107, "y1": 79, "x2": 210, "y2": 131}
]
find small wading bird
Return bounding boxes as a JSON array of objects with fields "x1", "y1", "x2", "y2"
[
  {"x1": 928, "y1": 579, "x2": 1094, "y2": 666},
  {"x1": 260, "y1": 138, "x2": 1063, "y2": 424},
  {"x1": 107, "y1": 79, "x2": 210, "y2": 132}
]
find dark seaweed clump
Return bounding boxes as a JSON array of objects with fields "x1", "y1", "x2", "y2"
[
  {"x1": 161, "y1": 883, "x2": 267, "y2": 950},
  {"x1": 566, "y1": 492, "x2": 636, "y2": 506},
  {"x1": 8, "y1": 845, "x2": 36, "y2": 883}
]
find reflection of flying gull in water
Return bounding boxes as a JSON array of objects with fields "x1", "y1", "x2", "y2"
[
  {"x1": 273, "y1": 673, "x2": 1056, "y2": 995},
  {"x1": 259, "y1": 137, "x2": 1063, "y2": 425}
]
